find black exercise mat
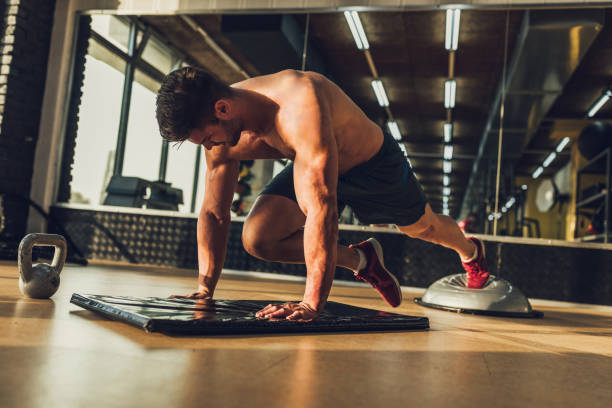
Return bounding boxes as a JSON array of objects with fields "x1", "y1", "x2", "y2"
[{"x1": 70, "y1": 294, "x2": 429, "y2": 335}]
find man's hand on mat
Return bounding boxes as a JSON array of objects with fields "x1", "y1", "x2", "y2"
[
  {"x1": 255, "y1": 302, "x2": 319, "y2": 321},
  {"x1": 169, "y1": 291, "x2": 213, "y2": 300}
]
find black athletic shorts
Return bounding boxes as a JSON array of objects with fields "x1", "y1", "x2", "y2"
[{"x1": 260, "y1": 132, "x2": 428, "y2": 226}]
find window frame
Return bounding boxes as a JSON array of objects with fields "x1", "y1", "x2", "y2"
[{"x1": 72, "y1": 15, "x2": 203, "y2": 214}]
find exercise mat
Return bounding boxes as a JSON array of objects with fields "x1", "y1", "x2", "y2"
[{"x1": 70, "y1": 294, "x2": 429, "y2": 335}]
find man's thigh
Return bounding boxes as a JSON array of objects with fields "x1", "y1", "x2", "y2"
[{"x1": 244, "y1": 194, "x2": 306, "y2": 241}]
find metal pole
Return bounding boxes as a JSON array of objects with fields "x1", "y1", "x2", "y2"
[
  {"x1": 605, "y1": 148, "x2": 610, "y2": 243},
  {"x1": 301, "y1": 14, "x2": 310, "y2": 71},
  {"x1": 112, "y1": 23, "x2": 138, "y2": 176},
  {"x1": 492, "y1": 11, "x2": 510, "y2": 236},
  {"x1": 158, "y1": 141, "x2": 169, "y2": 181}
]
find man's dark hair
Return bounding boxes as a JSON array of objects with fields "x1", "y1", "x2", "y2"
[{"x1": 156, "y1": 67, "x2": 231, "y2": 142}]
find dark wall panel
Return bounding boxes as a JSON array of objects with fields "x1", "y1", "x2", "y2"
[
  {"x1": 0, "y1": 0, "x2": 56, "y2": 247},
  {"x1": 57, "y1": 16, "x2": 90, "y2": 203}
]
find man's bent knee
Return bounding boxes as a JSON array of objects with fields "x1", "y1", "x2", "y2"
[
  {"x1": 242, "y1": 223, "x2": 275, "y2": 260},
  {"x1": 396, "y1": 204, "x2": 435, "y2": 237}
]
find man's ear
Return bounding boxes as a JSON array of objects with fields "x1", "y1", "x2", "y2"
[{"x1": 213, "y1": 99, "x2": 231, "y2": 120}]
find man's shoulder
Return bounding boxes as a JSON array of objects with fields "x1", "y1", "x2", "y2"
[{"x1": 265, "y1": 70, "x2": 326, "y2": 90}]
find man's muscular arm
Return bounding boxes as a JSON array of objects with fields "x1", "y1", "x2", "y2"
[
  {"x1": 170, "y1": 152, "x2": 239, "y2": 299},
  {"x1": 256, "y1": 77, "x2": 338, "y2": 320}
]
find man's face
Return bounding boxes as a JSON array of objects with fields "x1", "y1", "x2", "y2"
[
  {"x1": 187, "y1": 99, "x2": 240, "y2": 150},
  {"x1": 188, "y1": 119, "x2": 240, "y2": 150}
]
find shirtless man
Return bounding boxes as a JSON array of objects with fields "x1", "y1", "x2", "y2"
[{"x1": 156, "y1": 67, "x2": 489, "y2": 321}]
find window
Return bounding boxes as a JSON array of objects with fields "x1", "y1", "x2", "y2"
[
  {"x1": 122, "y1": 71, "x2": 164, "y2": 182},
  {"x1": 142, "y1": 36, "x2": 176, "y2": 74},
  {"x1": 90, "y1": 15, "x2": 130, "y2": 53},
  {"x1": 165, "y1": 143, "x2": 199, "y2": 213},
  {"x1": 66, "y1": 16, "x2": 203, "y2": 213},
  {"x1": 70, "y1": 52, "x2": 125, "y2": 205}
]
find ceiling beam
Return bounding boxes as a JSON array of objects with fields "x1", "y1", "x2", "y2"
[{"x1": 75, "y1": 1, "x2": 612, "y2": 15}]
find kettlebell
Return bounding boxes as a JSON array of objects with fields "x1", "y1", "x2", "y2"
[{"x1": 18, "y1": 233, "x2": 67, "y2": 299}]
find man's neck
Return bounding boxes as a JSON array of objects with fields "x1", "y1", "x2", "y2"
[{"x1": 231, "y1": 88, "x2": 278, "y2": 134}]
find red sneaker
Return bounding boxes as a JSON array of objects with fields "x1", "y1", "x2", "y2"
[
  {"x1": 462, "y1": 237, "x2": 490, "y2": 289},
  {"x1": 349, "y1": 238, "x2": 402, "y2": 307}
]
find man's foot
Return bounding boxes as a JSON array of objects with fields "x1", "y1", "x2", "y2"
[
  {"x1": 349, "y1": 238, "x2": 402, "y2": 307},
  {"x1": 462, "y1": 237, "x2": 490, "y2": 289}
]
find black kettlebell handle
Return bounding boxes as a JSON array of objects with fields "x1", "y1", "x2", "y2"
[{"x1": 18, "y1": 233, "x2": 67, "y2": 282}]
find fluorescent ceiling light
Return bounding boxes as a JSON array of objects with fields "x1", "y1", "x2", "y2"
[
  {"x1": 542, "y1": 152, "x2": 557, "y2": 168},
  {"x1": 501, "y1": 206, "x2": 508, "y2": 213},
  {"x1": 444, "y1": 123, "x2": 453, "y2": 143},
  {"x1": 443, "y1": 175, "x2": 450, "y2": 186},
  {"x1": 489, "y1": 212, "x2": 502, "y2": 220},
  {"x1": 344, "y1": 11, "x2": 369, "y2": 50},
  {"x1": 443, "y1": 187, "x2": 451, "y2": 196},
  {"x1": 443, "y1": 160, "x2": 452, "y2": 174},
  {"x1": 443, "y1": 145, "x2": 454, "y2": 160},
  {"x1": 443, "y1": 196, "x2": 449, "y2": 203},
  {"x1": 532, "y1": 166, "x2": 544, "y2": 179},
  {"x1": 387, "y1": 121, "x2": 402, "y2": 141},
  {"x1": 442, "y1": 208, "x2": 450, "y2": 216},
  {"x1": 444, "y1": 80, "x2": 456, "y2": 109},
  {"x1": 506, "y1": 197, "x2": 516, "y2": 208},
  {"x1": 398, "y1": 142, "x2": 409, "y2": 158},
  {"x1": 555, "y1": 137, "x2": 570, "y2": 153},
  {"x1": 587, "y1": 90, "x2": 612, "y2": 118},
  {"x1": 371, "y1": 80, "x2": 389, "y2": 107},
  {"x1": 521, "y1": 184, "x2": 528, "y2": 190},
  {"x1": 445, "y1": 9, "x2": 461, "y2": 51}
]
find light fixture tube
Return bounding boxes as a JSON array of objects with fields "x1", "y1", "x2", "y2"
[
  {"x1": 445, "y1": 9, "x2": 461, "y2": 51},
  {"x1": 505, "y1": 197, "x2": 516, "y2": 208},
  {"x1": 444, "y1": 79, "x2": 456, "y2": 109},
  {"x1": 542, "y1": 152, "x2": 557, "y2": 168},
  {"x1": 443, "y1": 187, "x2": 451, "y2": 196},
  {"x1": 443, "y1": 175, "x2": 450, "y2": 186},
  {"x1": 443, "y1": 145, "x2": 454, "y2": 160},
  {"x1": 387, "y1": 121, "x2": 402, "y2": 141},
  {"x1": 443, "y1": 160, "x2": 452, "y2": 174},
  {"x1": 555, "y1": 137, "x2": 570, "y2": 153},
  {"x1": 371, "y1": 80, "x2": 389, "y2": 107},
  {"x1": 443, "y1": 208, "x2": 450, "y2": 216},
  {"x1": 444, "y1": 123, "x2": 453, "y2": 143},
  {"x1": 352, "y1": 11, "x2": 369, "y2": 50},
  {"x1": 398, "y1": 143, "x2": 409, "y2": 159},
  {"x1": 587, "y1": 90, "x2": 612, "y2": 118},
  {"x1": 443, "y1": 196, "x2": 449, "y2": 203},
  {"x1": 344, "y1": 11, "x2": 369, "y2": 50},
  {"x1": 532, "y1": 166, "x2": 544, "y2": 179}
]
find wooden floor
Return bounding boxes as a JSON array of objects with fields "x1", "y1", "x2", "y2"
[{"x1": 1, "y1": 260, "x2": 611, "y2": 408}]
